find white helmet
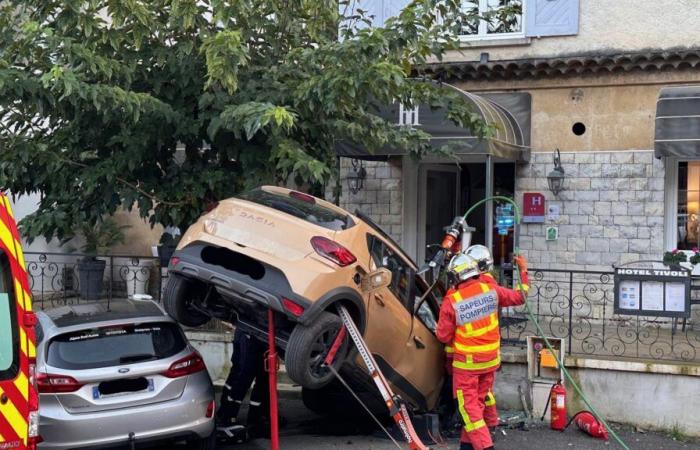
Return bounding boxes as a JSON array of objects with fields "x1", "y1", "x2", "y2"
[
  {"x1": 447, "y1": 253, "x2": 480, "y2": 283},
  {"x1": 465, "y1": 245, "x2": 494, "y2": 274}
]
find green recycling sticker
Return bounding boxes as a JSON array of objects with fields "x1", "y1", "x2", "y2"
[{"x1": 0, "y1": 293, "x2": 13, "y2": 371}]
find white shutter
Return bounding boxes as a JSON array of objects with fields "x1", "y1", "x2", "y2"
[{"x1": 525, "y1": 0, "x2": 579, "y2": 37}]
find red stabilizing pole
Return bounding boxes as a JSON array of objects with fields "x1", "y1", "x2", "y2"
[
  {"x1": 267, "y1": 309, "x2": 279, "y2": 450},
  {"x1": 324, "y1": 326, "x2": 347, "y2": 366}
]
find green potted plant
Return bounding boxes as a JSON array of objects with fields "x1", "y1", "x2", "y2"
[
  {"x1": 662, "y1": 249, "x2": 688, "y2": 270},
  {"x1": 75, "y1": 219, "x2": 128, "y2": 300}
]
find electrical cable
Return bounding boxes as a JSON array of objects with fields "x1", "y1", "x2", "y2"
[{"x1": 463, "y1": 196, "x2": 631, "y2": 450}]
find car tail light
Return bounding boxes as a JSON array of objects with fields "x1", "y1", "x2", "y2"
[
  {"x1": 169, "y1": 256, "x2": 181, "y2": 267},
  {"x1": 289, "y1": 191, "x2": 316, "y2": 203},
  {"x1": 37, "y1": 373, "x2": 83, "y2": 393},
  {"x1": 28, "y1": 358, "x2": 39, "y2": 444},
  {"x1": 282, "y1": 298, "x2": 305, "y2": 317},
  {"x1": 206, "y1": 399, "x2": 216, "y2": 418},
  {"x1": 311, "y1": 236, "x2": 357, "y2": 267},
  {"x1": 162, "y1": 352, "x2": 206, "y2": 378}
]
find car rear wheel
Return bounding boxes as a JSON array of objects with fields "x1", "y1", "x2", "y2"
[
  {"x1": 164, "y1": 273, "x2": 211, "y2": 327},
  {"x1": 285, "y1": 311, "x2": 349, "y2": 390}
]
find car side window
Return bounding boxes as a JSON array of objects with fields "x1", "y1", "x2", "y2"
[
  {"x1": 413, "y1": 277, "x2": 440, "y2": 333},
  {"x1": 367, "y1": 234, "x2": 412, "y2": 310}
]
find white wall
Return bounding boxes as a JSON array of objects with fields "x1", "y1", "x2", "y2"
[{"x1": 445, "y1": 0, "x2": 700, "y2": 63}]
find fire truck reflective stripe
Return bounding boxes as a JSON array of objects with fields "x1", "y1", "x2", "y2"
[
  {"x1": 13, "y1": 279, "x2": 31, "y2": 313},
  {"x1": 13, "y1": 373, "x2": 28, "y2": 403},
  {"x1": 18, "y1": 328, "x2": 27, "y2": 359},
  {"x1": 452, "y1": 355, "x2": 501, "y2": 371},
  {"x1": 0, "y1": 413, "x2": 20, "y2": 443},
  {"x1": 0, "y1": 221, "x2": 18, "y2": 261},
  {"x1": 454, "y1": 340, "x2": 500, "y2": 354},
  {"x1": 0, "y1": 197, "x2": 13, "y2": 219},
  {"x1": 485, "y1": 392, "x2": 496, "y2": 406},
  {"x1": 0, "y1": 388, "x2": 27, "y2": 440},
  {"x1": 456, "y1": 390, "x2": 486, "y2": 432}
]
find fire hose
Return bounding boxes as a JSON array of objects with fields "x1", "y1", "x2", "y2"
[{"x1": 461, "y1": 196, "x2": 631, "y2": 450}]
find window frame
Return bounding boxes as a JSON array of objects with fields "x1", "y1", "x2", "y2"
[
  {"x1": 664, "y1": 157, "x2": 700, "y2": 272},
  {"x1": 366, "y1": 234, "x2": 414, "y2": 312},
  {"x1": 0, "y1": 250, "x2": 19, "y2": 381},
  {"x1": 460, "y1": 0, "x2": 526, "y2": 41}
]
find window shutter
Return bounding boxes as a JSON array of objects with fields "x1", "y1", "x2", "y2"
[{"x1": 525, "y1": 0, "x2": 579, "y2": 37}]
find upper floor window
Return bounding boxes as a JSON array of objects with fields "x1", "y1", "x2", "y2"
[{"x1": 462, "y1": 0, "x2": 524, "y2": 38}]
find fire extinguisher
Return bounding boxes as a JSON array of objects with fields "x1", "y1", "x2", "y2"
[
  {"x1": 543, "y1": 381, "x2": 567, "y2": 431},
  {"x1": 568, "y1": 411, "x2": 609, "y2": 440}
]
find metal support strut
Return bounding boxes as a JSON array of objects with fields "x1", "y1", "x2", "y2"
[
  {"x1": 331, "y1": 305, "x2": 432, "y2": 450},
  {"x1": 266, "y1": 309, "x2": 280, "y2": 450}
]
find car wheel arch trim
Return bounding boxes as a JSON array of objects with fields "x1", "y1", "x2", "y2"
[{"x1": 299, "y1": 287, "x2": 366, "y2": 333}]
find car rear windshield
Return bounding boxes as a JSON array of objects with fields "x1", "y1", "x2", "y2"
[
  {"x1": 238, "y1": 188, "x2": 353, "y2": 231},
  {"x1": 47, "y1": 322, "x2": 187, "y2": 370}
]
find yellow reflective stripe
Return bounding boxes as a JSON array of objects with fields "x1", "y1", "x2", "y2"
[
  {"x1": 485, "y1": 392, "x2": 496, "y2": 406},
  {"x1": 2, "y1": 196, "x2": 14, "y2": 219},
  {"x1": 456, "y1": 314, "x2": 499, "y2": 338},
  {"x1": 479, "y1": 283, "x2": 490, "y2": 293},
  {"x1": 14, "y1": 279, "x2": 32, "y2": 314},
  {"x1": 27, "y1": 338, "x2": 35, "y2": 359},
  {"x1": 444, "y1": 346, "x2": 454, "y2": 354},
  {"x1": 0, "y1": 220, "x2": 18, "y2": 259},
  {"x1": 454, "y1": 340, "x2": 500, "y2": 354},
  {"x1": 13, "y1": 372, "x2": 28, "y2": 402},
  {"x1": 453, "y1": 355, "x2": 501, "y2": 371},
  {"x1": 0, "y1": 387, "x2": 27, "y2": 440},
  {"x1": 517, "y1": 283, "x2": 529, "y2": 292},
  {"x1": 456, "y1": 390, "x2": 487, "y2": 432},
  {"x1": 452, "y1": 291, "x2": 463, "y2": 301},
  {"x1": 19, "y1": 328, "x2": 27, "y2": 357}
]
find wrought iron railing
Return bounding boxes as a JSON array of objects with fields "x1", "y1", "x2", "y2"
[
  {"x1": 25, "y1": 252, "x2": 165, "y2": 310},
  {"x1": 499, "y1": 268, "x2": 700, "y2": 364}
]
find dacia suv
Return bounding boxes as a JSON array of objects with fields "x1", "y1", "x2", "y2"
[{"x1": 164, "y1": 186, "x2": 445, "y2": 414}]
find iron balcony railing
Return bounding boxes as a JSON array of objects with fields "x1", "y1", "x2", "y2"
[{"x1": 499, "y1": 268, "x2": 700, "y2": 364}]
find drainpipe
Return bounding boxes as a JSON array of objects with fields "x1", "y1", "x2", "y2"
[{"x1": 485, "y1": 155, "x2": 494, "y2": 252}]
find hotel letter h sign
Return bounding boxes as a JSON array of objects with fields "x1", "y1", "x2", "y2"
[{"x1": 398, "y1": 103, "x2": 420, "y2": 127}]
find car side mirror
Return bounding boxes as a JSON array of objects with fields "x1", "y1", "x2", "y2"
[{"x1": 360, "y1": 268, "x2": 392, "y2": 293}]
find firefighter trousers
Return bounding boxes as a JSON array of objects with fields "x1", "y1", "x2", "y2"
[
  {"x1": 454, "y1": 370, "x2": 495, "y2": 450},
  {"x1": 484, "y1": 390, "x2": 498, "y2": 428}
]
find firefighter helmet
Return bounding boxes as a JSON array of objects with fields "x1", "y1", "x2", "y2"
[
  {"x1": 465, "y1": 244, "x2": 494, "y2": 274},
  {"x1": 447, "y1": 253, "x2": 480, "y2": 283}
]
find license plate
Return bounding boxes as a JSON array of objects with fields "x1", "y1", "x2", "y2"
[{"x1": 93, "y1": 378, "x2": 154, "y2": 399}]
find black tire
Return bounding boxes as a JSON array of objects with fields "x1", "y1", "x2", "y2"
[
  {"x1": 188, "y1": 431, "x2": 216, "y2": 450},
  {"x1": 163, "y1": 273, "x2": 211, "y2": 327},
  {"x1": 285, "y1": 311, "x2": 349, "y2": 390}
]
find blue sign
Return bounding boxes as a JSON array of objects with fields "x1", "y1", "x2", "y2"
[{"x1": 496, "y1": 204, "x2": 514, "y2": 235}]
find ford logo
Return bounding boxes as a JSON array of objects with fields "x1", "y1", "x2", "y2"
[{"x1": 118, "y1": 368, "x2": 130, "y2": 374}]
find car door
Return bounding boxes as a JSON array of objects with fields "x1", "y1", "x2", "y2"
[{"x1": 364, "y1": 234, "x2": 444, "y2": 411}]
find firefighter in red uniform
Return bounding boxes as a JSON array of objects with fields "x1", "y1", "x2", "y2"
[{"x1": 437, "y1": 251, "x2": 529, "y2": 450}]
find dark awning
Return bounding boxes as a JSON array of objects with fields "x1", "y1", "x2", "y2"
[
  {"x1": 336, "y1": 84, "x2": 531, "y2": 162},
  {"x1": 655, "y1": 86, "x2": 700, "y2": 158}
]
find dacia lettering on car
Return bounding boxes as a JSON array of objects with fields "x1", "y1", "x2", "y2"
[{"x1": 0, "y1": 194, "x2": 39, "y2": 450}]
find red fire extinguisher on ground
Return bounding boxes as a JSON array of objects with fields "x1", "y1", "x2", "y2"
[{"x1": 549, "y1": 381, "x2": 567, "y2": 431}]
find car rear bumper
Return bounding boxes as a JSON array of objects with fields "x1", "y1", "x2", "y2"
[
  {"x1": 170, "y1": 242, "x2": 310, "y2": 317},
  {"x1": 38, "y1": 372, "x2": 215, "y2": 450}
]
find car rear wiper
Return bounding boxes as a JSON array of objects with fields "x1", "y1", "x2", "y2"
[{"x1": 119, "y1": 354, "x2": 157, "y2": 364}]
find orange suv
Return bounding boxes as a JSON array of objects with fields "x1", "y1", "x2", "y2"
[{"x1": 164, "y1": 186, "x2": 445, "y2": 413}]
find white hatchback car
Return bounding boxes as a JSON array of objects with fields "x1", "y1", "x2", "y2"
[{"x1": 35, "y1": 299, "x2": 215, "y2": 449}]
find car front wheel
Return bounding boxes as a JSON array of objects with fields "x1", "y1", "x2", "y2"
[
  {"x1": 285, "y1": 311, "x2": 349, "y2": 390},
  {"x1": 163, "y1": 273, "x2": 211, "y2": 327}
]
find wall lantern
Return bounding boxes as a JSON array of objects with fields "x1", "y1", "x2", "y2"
[
  {"x1": 347, "y1": 159, "x2": 367, "y2": 194},
  {"x1": 547, "y1": 149, "x2": 566, "y2": 196}
]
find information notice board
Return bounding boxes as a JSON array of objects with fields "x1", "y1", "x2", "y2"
[{"x1": 614, "y1": 266, "x2": 691, "y2": 318}]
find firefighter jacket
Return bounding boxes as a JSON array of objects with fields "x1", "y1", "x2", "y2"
[{"x1": 437, "y1": 271, "x2": 529, "y2": 374}]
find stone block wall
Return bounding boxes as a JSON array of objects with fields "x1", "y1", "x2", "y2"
[
  {"x1": 516, "y1": 150, "x2": 665, "y2": 271},
  {"x1": 328, "y1": 158, "x2": 404, "y2": 243}
]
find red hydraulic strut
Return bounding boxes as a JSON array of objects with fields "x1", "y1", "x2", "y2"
[{"x1": 266, "y1": 309, "x2": 280, "y2": 450}]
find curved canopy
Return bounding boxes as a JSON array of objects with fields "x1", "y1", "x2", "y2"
[
  {"x1": 336, "y1": 84, "x2": 531, "y2": 162},
  {"x1": 655, "y1": 86, "x2": 700, "y2": 158}
]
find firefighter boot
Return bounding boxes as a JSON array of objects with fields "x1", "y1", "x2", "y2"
[{"x1": 459, "y1": 443, "x2": 474, "y2": 450}]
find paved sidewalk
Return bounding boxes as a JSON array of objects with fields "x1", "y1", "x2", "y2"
[{"x1": 213, "y1": 397, "x2": 698, "y2": 450}]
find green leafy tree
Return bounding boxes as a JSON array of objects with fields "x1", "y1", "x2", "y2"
[{"x1": 0, "y1": 0, "x2": 491, "y2": 242}]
